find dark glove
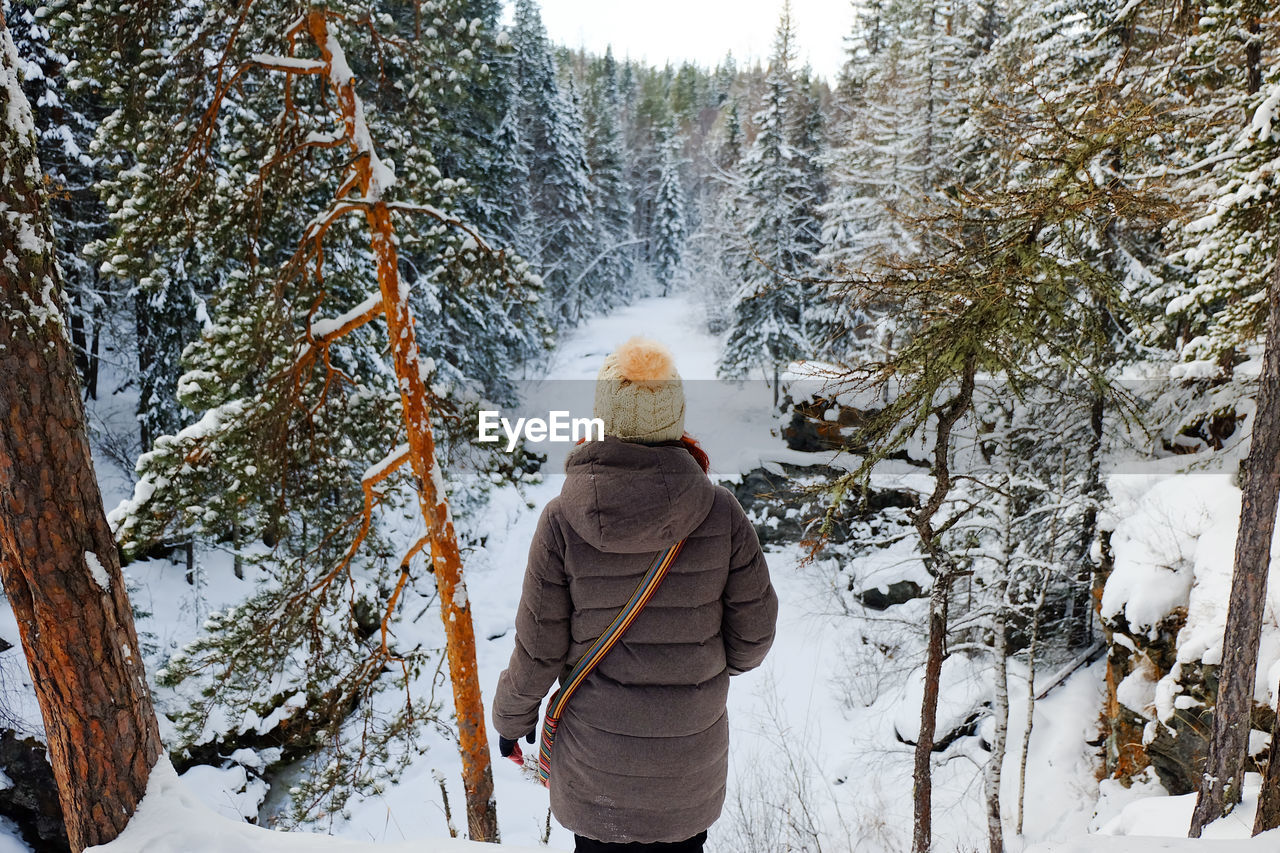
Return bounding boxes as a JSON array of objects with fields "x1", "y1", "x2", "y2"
[{"x1": 498, "y1": 730, "x2": 536, "y2": 763}]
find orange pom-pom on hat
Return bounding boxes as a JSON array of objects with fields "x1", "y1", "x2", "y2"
[
  {"x1": 613, "y1": 336, "x2": 678, "y2": 384},
  {"x1": 593, "y1": 336, "x2": 685, "y2": 443}
]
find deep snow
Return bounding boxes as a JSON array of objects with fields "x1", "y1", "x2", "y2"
[{"x1": 2, "y1": 293, "x2": 1278, "y2": 852}]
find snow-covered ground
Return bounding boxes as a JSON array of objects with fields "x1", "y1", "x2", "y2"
[{"x1": 2, "y1": 293, "x2": 1276, "y2": 852}]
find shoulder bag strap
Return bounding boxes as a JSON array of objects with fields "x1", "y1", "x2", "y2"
[{"x1": 537, "y1": 537, "x2": 685, "y2": 782}]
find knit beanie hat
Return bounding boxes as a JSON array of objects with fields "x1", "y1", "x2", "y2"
[{"x1": 593, "y1": 337, "x2": 686, "y2": 444}]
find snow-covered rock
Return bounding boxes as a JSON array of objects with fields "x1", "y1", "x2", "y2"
[
  {"x1": 892, "y1": 654, "x2": 992, "y2": 748},
  {"x1": 1098, "y1": 471, "x2": 1280, "y2": 793}
]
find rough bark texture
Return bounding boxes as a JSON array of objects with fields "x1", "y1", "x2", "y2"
[
  {"x1": 1255, "y1": 674, "x2": 1280, "y2": 834},
  {"x1": 911, "y1": 360, "x2": 976, "y2": 853},
  {"x1": 304, "y1": 12, "x2": 498, "y2": 840},
  {"x1": 0, "y1": 14, "x2": 163, "y2": 852},
  {"x1": 913, "y1": 581, "x2": 948, "y2": 853},
  {"x1": 1190, "y1": 251, "x2": 1280, "y2": 836}
]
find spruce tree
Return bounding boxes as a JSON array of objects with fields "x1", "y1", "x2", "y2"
[
  {"x1": 1162, "y1": 1, "x2": 1280, "y2": 369},
  {"x1": 584, "y1": 46, "x2": 636, "y2": 303},
  {"x1": 720, "y1": 2, "x2": 814, "y2": 392},
  {"x1": 5, "y1": 0, "x2": 109, "y2": 398},
  {"x1": 509, "y1": 0, "x2": 595, "y2": 325},
  {"x1": 652, "y1": 126, "x2": 687, "y2": 295}
]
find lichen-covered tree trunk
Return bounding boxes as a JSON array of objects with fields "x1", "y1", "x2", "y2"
[
  {"x1": 0, "y1": 13, "x2": 163, "y2": 852},
  {"x1": 304, "y1": 12, "x2": 498, "y2": 840},
  {"x1": 1190, "y1": 250, "x2": 1280, "y2": 837}
]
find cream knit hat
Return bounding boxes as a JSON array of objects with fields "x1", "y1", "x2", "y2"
[{"x1": 593, "y1": 337, "x2": 686, "y2": 443}]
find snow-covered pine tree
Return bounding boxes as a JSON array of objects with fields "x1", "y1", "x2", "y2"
[
  {"x1": 509, "y1": 0, "x2": 595, "y2": 325},
  {"x1": 583, "y1": 47, "x2": 636, "y2": 304},
  {"x1": 4, "y1": 0, "x2": 109, "y2": 398},
  {"x1": 66, "y1": 0, "x2": 540, "y2": 828},
  {"x1": 621, "y1": 60, "x2": 675, "y2": 281},
  {"x1": 670, "y1": 61, "x2": 704, "y2": 127},
  {"x1": 428, "y1": 0, "x2": 514, "y2": 236},
  {"x1": 821, "y1": 9, "x2": 907, "y2": 277},
  {"x1": 817, "y1": 1, "x2": 939, "y2": 362},
  {"x1": 718, "y1": 97, "x2": 744, "y2": 169},
  {"x1": 53, "y1": 0, "x2": 231, "y2": 448},
  {"x1": 821, "y1": 0, "x2": 974, "y2": 273},
  {"x1": 490, "y1": 71, "x2": 533, "y2": 254},
  {"x1": 1162, "y1": 1, "x2": 1280, "y2": 370},
  {"x1": 719, "y1": 1, "x2": 814, "y2": 392},
  {"x1": 389, "y1": 7, "x2": 549, "y2": 400},
  {"x1": 559, "y1": 73, "x2": 603, "y2": 320},
  {"x1": 711, "y1": 51, "x2": 737, "y2": 105},
  {"x1": 787, "y1": 65, "x2": 829, "y2": 351},
  {"x1": 652, "y1": 125, "x2": 686, "y2": 295},
  {"x1": 682, "y1": 89, "x2": 748, "y2": 335}
]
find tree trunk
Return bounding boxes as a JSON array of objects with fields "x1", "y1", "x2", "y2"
[
  {"x1": 1016, "y1": 578, "x2": 1047, "y2": 837},
  {"x1": 1190, "y1": 251, "x2": 1280, "y2": 836},
  {"x1": 1070, "y1": 392, "x2": 1104, "y2": 649},
  {"x1": 0, "y1": 15, "x2": 163, "y2": 852},
  {"x1": 987, "y1": 593, "x2": 1009, "y2": 853},
  {"x1": 1254, "y1": 674, "x2": 1280, "y2": 834},
  {"x1": 87, "y1": 303, "x2": 101, "y2": 401},
  {"x1": 986, "y1": 467, "x2": 1012, "y2": 853},
  {"x1": 133, "y1": 290, "x2": 157, "y2": 448},
  {"x1": 911, "y1": 359, "x2": 976, "y2": 853},
  {"x1": 305, "y1": 12, "x2": 498, "y2": 840},
  {"x1": 1244, "y1": 6, "x2": 1262, "y2": 98},
  {"x1": 914, "y1": 578, "x2": 949, "y2": 853},
  {"x1": 68, "y1": 287, "x2": 90, "y2": 394}
]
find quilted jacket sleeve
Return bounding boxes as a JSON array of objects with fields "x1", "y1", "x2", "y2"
[
  {"x1": 492, "y1": 503, "x2": 572, "y2": 739},
  {"x1": 722, "y1": 497, "x2": 778, "y2": 675}
]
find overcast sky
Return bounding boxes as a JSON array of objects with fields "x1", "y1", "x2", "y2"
[{"x1": 503, "y1": 0, "x2": 854, "y2": 82}]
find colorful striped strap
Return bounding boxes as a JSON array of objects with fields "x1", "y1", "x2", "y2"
[
  {"x1": 537, "y1": 539, "x2": 685, "y2": 783},
  {"x1": 547, "y1": 538, "x2": 686, "y2": 722}
]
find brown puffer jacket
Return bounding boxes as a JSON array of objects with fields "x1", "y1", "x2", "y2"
[{"x1": 493, "y1": 436, "x2": 777, "y2": 844}]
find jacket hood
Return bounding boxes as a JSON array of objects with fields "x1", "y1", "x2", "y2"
[{"x1": 559, "y1": 436, "x2": 716, "y2": 553}]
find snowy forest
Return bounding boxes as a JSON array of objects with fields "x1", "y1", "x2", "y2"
[{"x1": 2, "y1": 0, "x2": 1280, "y2": 852}]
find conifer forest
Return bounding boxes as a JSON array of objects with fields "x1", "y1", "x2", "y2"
[{"x1": 3, "y1": 0, "x2": 1280, "y2": 851}]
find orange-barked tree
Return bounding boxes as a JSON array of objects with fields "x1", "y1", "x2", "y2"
[{"x1": 77, "y1": 0, "x2": 546, "y2": 839}]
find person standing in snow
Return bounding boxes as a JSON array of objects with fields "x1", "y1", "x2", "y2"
[{"x1": 492, "y1": 337, "x2": 778, "y2": 853}]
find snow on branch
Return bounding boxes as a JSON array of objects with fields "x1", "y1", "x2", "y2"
[
  {"x1": 307, "y1": 291, "x2": 384, "y2": 341},
  {"x1": 311, "y1": 18, "x2": 397, "y2": 201},
  {"x1": 247, "y1": 54, "x2": 327, "y2": 74},
  {"x1": 364, "y1": 442, "x2": 410, "y2": 486},
  {"x1": 385, "y1": 202, "x2": 496, "y2": 251}
]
